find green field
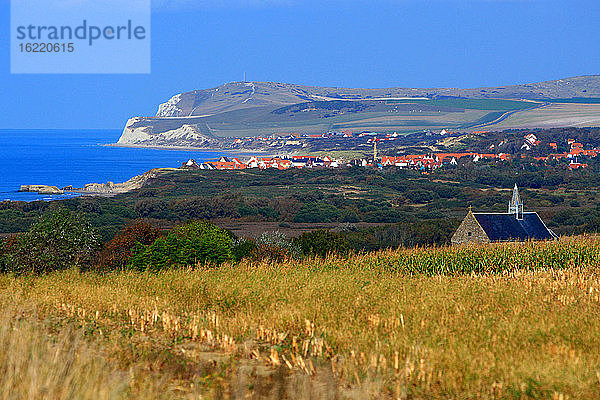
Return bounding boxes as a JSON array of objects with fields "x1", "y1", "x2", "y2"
[
  {"x1": 126, "y1": 97, "x2": 600, "y2": 141},
  {"x1": 385, "y1": 98, "x2": 537, "y2": 110},
  {"x1": 545, "y1": 98, "x2": 600, "y2": 104},
  {"x1": 136, "y1": 99, "x2": 538, "y2": 138},
  {"x1": 207, "y1": 99, "x2": 534, "y2": 136},
  {"x1": 490, "y1": 103, "x2": 600, "y2": 130}
]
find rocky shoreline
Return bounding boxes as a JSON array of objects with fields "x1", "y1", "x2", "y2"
[{"x1": 19, "y1": 168, "x2": 175, "y2": 198}]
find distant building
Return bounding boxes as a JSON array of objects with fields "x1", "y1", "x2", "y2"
[
  {"x1": 568, "y1": 161, "x2": 588, "y2": 170},
  {"x1": 181, "y1": 159, "x2": 200, "y2": 169},
  {"x1": 451, "y1": 185, "x2": 557, "y2": 245}
]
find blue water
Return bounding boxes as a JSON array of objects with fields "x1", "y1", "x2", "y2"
[{"x1": 0, "y1": 129, "x2": 226, "y2": 202}]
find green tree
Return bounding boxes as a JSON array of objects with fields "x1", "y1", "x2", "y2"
[
  {"x1": 1, "y1": 209, "x2": 100, "y2": 274},
  {"x1": 231, "y1": 238, "x2": 258, "y2": 262},
  {"x1": 128, "y1": 221, "x2": 233, "y2": 271},
  {"x1": 95, "y1": 220, "x2": 163, "y2": 271},
  {"x1": 296, "y1": 230, "x2": 349, "y2": 257},
  {"x1": 293, "y1": 203, "x2": 342, "y2": 223}
]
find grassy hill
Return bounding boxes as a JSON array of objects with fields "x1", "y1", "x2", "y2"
[
  {"x1": 155, "y1": 76, "x2": 600, "y2": 118},
  {"x1": 1, "y1": 238, "x2": 599, "y2": 399},
  {"x1": 123, "y1": 97, "x2": 537, "y2": 141},
  {"x1": 119, "y1": 76, "x2": 600, "y2": 145}
]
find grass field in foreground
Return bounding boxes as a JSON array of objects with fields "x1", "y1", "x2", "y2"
[{"x1": 1, "y1": 238, "x2": 600, "y2": 399}]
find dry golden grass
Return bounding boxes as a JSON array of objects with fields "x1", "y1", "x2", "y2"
[
  {"x1": 1, "y1": 238, "x2": 600, "y2": 399},
  {"x1": 0, "y1": 304, "x2": 129, "y2": 400}
]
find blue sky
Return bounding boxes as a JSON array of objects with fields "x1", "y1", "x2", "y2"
[{"x1": 1, "y1": 0, "x2": 599, "y2": 129}]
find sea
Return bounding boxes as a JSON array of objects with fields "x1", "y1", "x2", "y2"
[{"x1": 0, "y1": 129, "x2": 227, "y2": 202}]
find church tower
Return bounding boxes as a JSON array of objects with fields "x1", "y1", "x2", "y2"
[{"x1": 508, "y1": 183, "x2": 524, "y2": 220}]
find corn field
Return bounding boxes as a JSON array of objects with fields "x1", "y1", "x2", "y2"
[{"x1": 338, "y1": 235, "x2": 600, "y2": 274}]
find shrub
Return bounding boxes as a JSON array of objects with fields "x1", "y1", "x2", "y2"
[
  {"x1": 254, "y1": 231, "x2": 301, "y2": 261},
  {"x1": 258, "y1": 206, "x2": 279, "y2": 220},
  {"x1": 293, "y1": 203, "x2": 342, "y2": 223},
  {"x1": 364, "y1": 209, "x2": 408, "y2": 223},
  {"x1": 406, "y1": 189, "x2": 437, "y2": 204},
  {"x1": 231, "y1": 238, "x2": 258, "y2": 262},
  {"x1": 0, "y1": 209, "x2": 100, "y2": 274},
  {"x1": 128, "y1": 221, "x2": 233, "y2": 271},
  {"x1": 339, "y1": 219, "x2": 458, "y2": 252},
  {"x1": 95, "y1": 220, "x2": 163, "y2": 271},
  {"x1": 0, "y1": 237, "x2": 10, "y2": 273},
  {"x1": 134, "y1": 199, "x2": 170, "y2": 219},
  {"x1": 238, "y1": 204, "x2": 259, "y2": 217},
  {"x1": 341, "y1": 211, "x2": 359, "y2": 223},
  {"x1": 296, "y1": 230, "x2": 349, "y2": 258},
  {"x1": 77, "y1": 198, "x2": 102, "y2": 214}
]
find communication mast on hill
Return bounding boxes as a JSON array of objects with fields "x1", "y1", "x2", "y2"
[{"x1": 243, "y1": 72, "x2": 246, "y2": 82}]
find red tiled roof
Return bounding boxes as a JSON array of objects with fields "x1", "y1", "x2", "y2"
[
  {"x1": 569, "y1": 163, "x2": 588, "y2": 170},
  {"x1": 436, "y1": 153, "x2": 475, "y2": 162}
]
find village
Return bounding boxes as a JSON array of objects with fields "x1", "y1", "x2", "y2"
[{"x1": 183, "y1": 131, "x2": 599, "y2": 172}]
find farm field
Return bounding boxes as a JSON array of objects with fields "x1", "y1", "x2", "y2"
[
  {"x1": 133, "y1": 98, "x2": 536, "y2": 139},
  {"x1": 1, "y1": 237, "x2": 600, "y2": 399},
  {"x1": 203, "y1": 110, "x2": 485, "y2": 138},
  {"x1": 216, "y1": 101, "x2": 600, "y2": 138},
  {"x1": 487, "y1": 103, "x2": 600, "y2": 130}
]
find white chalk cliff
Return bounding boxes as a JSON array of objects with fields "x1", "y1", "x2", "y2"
[
  {"x1": 156, "y1": 93, "x2": 184, "y2": 117},
  {"x1": 118, "y1": 118, "x2": 220, "y2": 147},
  {"x1": 118, "y1": 117, "x2": 153, "y2": 144}
]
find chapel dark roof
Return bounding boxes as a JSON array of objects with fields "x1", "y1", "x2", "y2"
[{"x1": 472, "y1": 212, "x2": 557, "y2": 242}]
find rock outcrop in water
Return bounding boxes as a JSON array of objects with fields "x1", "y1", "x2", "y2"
[{"x1": 20, "y1": 185, "x2": 64, "y2": 195}]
